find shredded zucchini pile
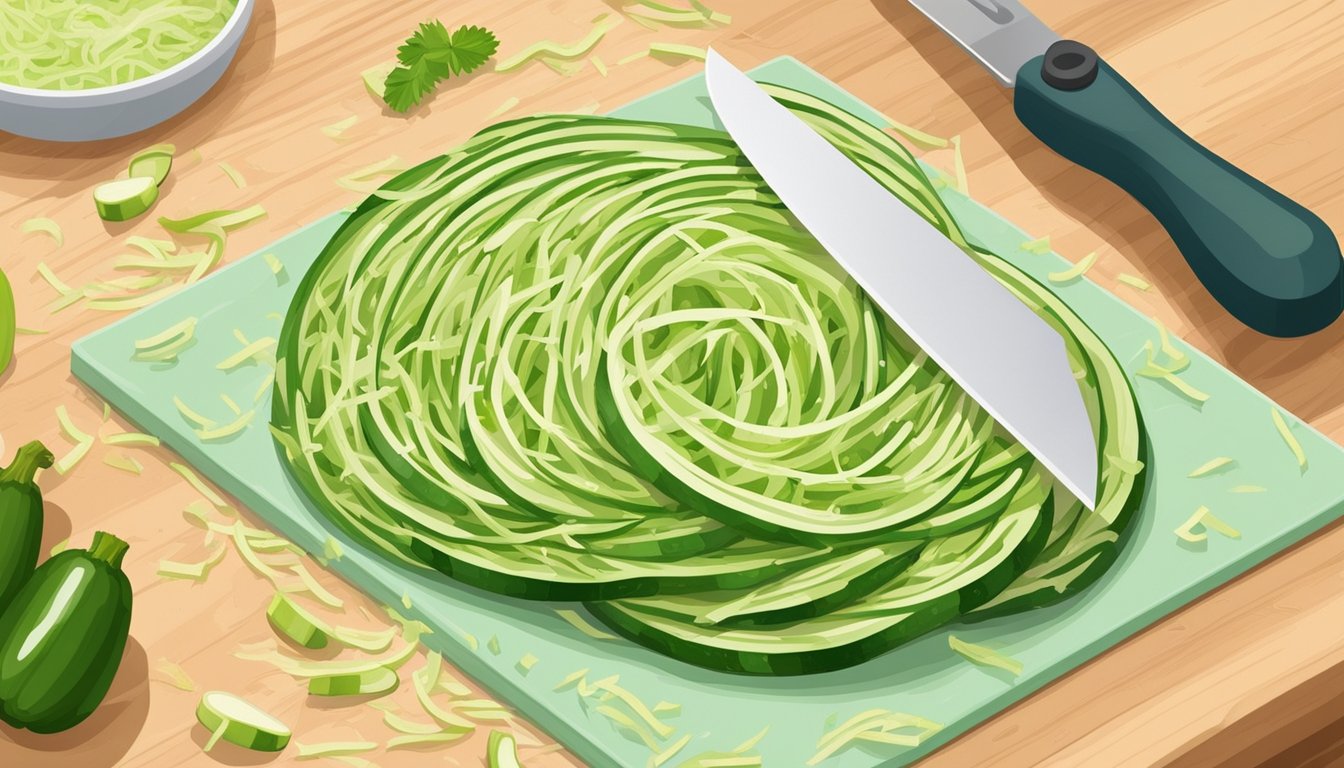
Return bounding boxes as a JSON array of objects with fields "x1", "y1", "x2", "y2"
[
  {"x1": 272, "y1": 85, "x2": 1145, "y2": 675},
  {"x1": 0, "y1": 0, "x2": 237, "y2": 90}
]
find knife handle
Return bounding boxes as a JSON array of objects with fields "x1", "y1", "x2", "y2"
[{"x1": 1014, "y1": 40, "x2": 1343, "y2": 337}]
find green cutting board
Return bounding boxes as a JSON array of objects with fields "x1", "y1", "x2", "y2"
[{"x1": 72, "y1": 58, "x2": 1344, "y2": 767}]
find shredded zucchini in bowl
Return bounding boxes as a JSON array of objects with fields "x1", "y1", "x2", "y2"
[
  {"x1": 0, "y1": 0, "x2": 239, "y2": 91},
  {"x1": 271, "y1": 85, "x2": 1146, "y2": 675}
]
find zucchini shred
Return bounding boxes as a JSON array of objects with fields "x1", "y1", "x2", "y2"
[{"x1": 271, "y1": 85, "x2": 1146, "y2": 675}]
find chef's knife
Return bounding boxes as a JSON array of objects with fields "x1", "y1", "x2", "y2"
[
  {"x1": 705, "y1": 49, "x2": 1100, "y2": 509},
  {"x1": 908, "y1": 0, "x2": 1343, "y2": 337}
]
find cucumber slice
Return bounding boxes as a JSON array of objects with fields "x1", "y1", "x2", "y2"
[
  {"x1": 129, "y1": 144, "x2": 175, "y2": 186},
  {"x1": 487, "y1": 730, "x2": 523, "y2": 768},
  {"x1": 266, "y1": 593, "x2": 329, "y2": 649},
  {"x1": 196, "y1": 691, "x2": 291, "y2": 752},
  {"x1": 307, "y1": 666, "x2": 399, "y2": 697},
  {"x1": 94, "y1": 177, "x2": 158, "y2": 222}
]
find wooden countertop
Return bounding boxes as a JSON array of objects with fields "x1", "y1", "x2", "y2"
[{"x1": 1, "y1": 1, "x2": 1341, "y2": 766}]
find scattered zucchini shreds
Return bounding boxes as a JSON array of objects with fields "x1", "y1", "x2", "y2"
[
  {"x1": 56, "y1": 404, "x2": 92, "y2": 443},
  {"x1": 321, "y1": 116, "x2": 359, "y2": 140},
  {"x1": 157, "y1": 546, "x2": 228, "y2": 583},
  {"x1": 253, "y1": 370, "x2": 276, "y2": 404},
  {"x1": 1175, "y1": 506, "x2": 1241, "y2": 543},
  {"x1": 15, "y1": 327, "x2": 49, "y2": 335},
  {"x1": 950, "y1": 134, "x2": 969, "y2": 194},
  {"x1": 153, "y1": 658, "x2": 196, "y2": 691},
  {"x1": 35, "y1": 262, "x2": 73, "y2": 296},
  {"x1": 1136, "y1": 345, "x2": 1209, "y2": 405},
  {"x1": 309, "y1": 666, "x2": 399, "y2": 697},
  {"x1": 387, "y1": 732, "x2": 470, "y2": 750},
  {"x1": 330, "y1": 625, "x2": 399, "y2": 654},
  {"x1": 322, "y1": 535, "x2": 344, "y2": 562},
  {"x1": 362, "y1": 63, "x2": 394, "y2": 99},
  {"x1": 268, "y1": 592, "x2": 331, "y2": 648},
  {"x1": 264, "y1": 253, "x2": 284, "y2": 276},
  {"x1": 291, "y1": 562, "x2": 346, "y2": 609},
  {"x1": 218, "y1": 162, "x2": 247, "y2": 188},
  {"x1": 134, "y1": 317, "x2": 197, "y2": 362},
  {"x1": 1019, "y1": 236, "x2": 1051, "y2": 254},
  {"x1": 385, "y1": 607, "x2": 432, "y2": 643},
  {"x1": 21, "y1": 217, "x2": 64, "y2": 247},
  {"x1": 871, "y1": 113, "x2": 948, "y2": 149},
  {"x1": 104, "y1": 431, "x2": 160, "y2": 446},
  {"x1": 627, "y1": 0, "x2": 731, "y2": 28},
  {"x1": 617, "y1": 49, "x2": 649, "y2": 65},
  {"x1": 651, "y1": 732, "x2": 693, "y2": 767},
  {"x1": 653, "y1": 701, "x2": 681, "y2": 717},
  {"x1": 378, "y1": 708, "x2": 442, "y2": 736},
  {"x1": 489, "y1": 96, "x2": 521, "y2": 118},
  {"x1": 948, "y1": 635, "x2": 1023, "y2": 676},
  {"x1": 170, "y1": 461, "x2": 229, "y2": 506},
  {"x1": 1231, "y1": 485, "x2": 1266, "y2": 494},
  {"x1": 401, "y1": 591, "x2": 413, "y2": 609},
  {"x1": 1189, "y1": 457, "x2": 1235, "y2": 478},
  {"x1": 516, "y1": 653, "x2": 538, "y2": 675},
  {"x1": 48, "y1": 538, "x2": 68, "y2": 556},
  {"x1": 590, "y1": 55, "x2": 609, "y2": 76},
  {"x1": 236, "y1": 638, "x2": 421, "y2": 679},
  {"x1": 160, "y1": 204, "x2": 268, "y2": 234},
  {"x1": 1117, "y1": 273, "x2": 1152, "y2": 291},
  {"x1": 296, "y1": 741, "x2": 378, "y2": 759},
  {"x1": 808, "y1": 710, "x2": 942, "y2": 765},
  {"x1": 220, "y1": 394, "x2": 243, "y2": 415},
  {"x1": 593, "y1": 677, "x2": 674, "y2": 739},
  {"x1": 495, "y1": 15, "x2": 621, "y2": 72},
  {"x1": 85, "y1": 284, "x2": 182, "y2": 312},
  {"x1": 555, "y1": 608, "x2": 618, "y2": 640},
  {"x1": 595, "y1": 704, "x2": 660, "y2": 750},
  {"x1": 197, "y1": 410, "x2": 256, "y2": 441},
  {"x1": 1047, "y1": 251, "x2": 1098, "y2": 285},
  {"x1": 174, "y1": 396, "x2": 217, "y2": 429},
  {"x1": 55, "y1": 405, "x2": 95, "y2": 474},
  {"x1": 338, "y1": 157, "x2": 407, "y2": 192},
  {"x1": 217, "y1": 337, "x2": 277, "y2": 370},
  {"x1": 554, "y1": 668, "x2": 589, "y2": 692},
  {"x1": 1154, "y1": 320, "x2": 1190, "y2": 372},
  {"x1": 488, "y1": 635, "x2": 501, "y2": 655},
  {"x1": 647, "y1": 42, "x2": 708, "y2": 62},
  {"x1": 1271, "y1": 407, "x2": 1308, "y2": 470}
]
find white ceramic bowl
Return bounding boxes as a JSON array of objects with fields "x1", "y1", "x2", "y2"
[{"x1": 0, "y1": 0, "x2": 255, "y2": 142}]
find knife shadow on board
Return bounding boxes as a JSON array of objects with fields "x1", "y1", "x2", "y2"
[{"x1": 867, "y1": 0, "x2": 1344, "y2": 423}]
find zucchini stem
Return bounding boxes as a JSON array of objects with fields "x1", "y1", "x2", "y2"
[
  {"x1": 88, "y1": 531, "x2": 130, "y2": 569},
  {"x1": 0, "y1": 440, "x2": 55, "y2": 484}
]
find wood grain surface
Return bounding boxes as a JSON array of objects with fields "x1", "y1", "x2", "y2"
[{"x1": 1, "y1": 1, "x2": 1341, "y2": 766}]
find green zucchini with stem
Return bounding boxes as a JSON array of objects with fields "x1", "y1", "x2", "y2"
[
  {"x1": 0, "y1": 531, "x2": 133, "y2": 733},
  {"x1": 0, "y1": 441, "x2": 54, "y2": 610}
]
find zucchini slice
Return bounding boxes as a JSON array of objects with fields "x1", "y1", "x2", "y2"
[
  {"x1": 196, "y1": 691, "x2": 291, "y2": 752},
  {"x1": 94, "y1": 176, "x2": 158, "y2": 222},
  {"x1": 487, "y1": 730, "x2": 523, "y2": 768}
]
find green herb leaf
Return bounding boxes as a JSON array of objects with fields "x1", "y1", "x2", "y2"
[{"x1": 383, "y1": 22, "x2": 499, "y2": 113}]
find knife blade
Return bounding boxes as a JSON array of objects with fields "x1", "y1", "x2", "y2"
[
  {"x1": 704, "y1": 48, "x2": 1100, "y2": 509},
  {"x1": 908, "y1": 0, "x2": 1343, "y2": 337}
]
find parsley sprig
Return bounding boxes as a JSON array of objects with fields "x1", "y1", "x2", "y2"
[{"x1": 383, "y1": 21, "x2": 499, "y2": 113}]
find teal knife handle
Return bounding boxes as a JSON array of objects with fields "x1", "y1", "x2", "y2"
[{"x1": 1014, "y1": 41, "x2": 1343, "y2": 337}]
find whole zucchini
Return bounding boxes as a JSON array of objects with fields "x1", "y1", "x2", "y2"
[
  {"x1": 0, "y1": 531, "x2": 133, "y2": 733},
  {"x1": 0, "y1": 441, "x2": 54, "y2": 609}
]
